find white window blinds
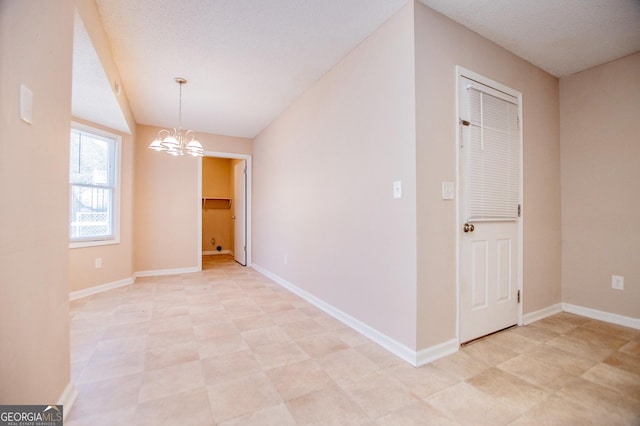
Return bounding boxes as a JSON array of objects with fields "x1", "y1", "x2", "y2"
[{"x1": 465, "y1": 84, "x2": 519, "y2": 221}]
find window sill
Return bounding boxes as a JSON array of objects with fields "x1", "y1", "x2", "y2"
[{"x1": 70, "y1": 238, "x2": 120, "y2": 249}]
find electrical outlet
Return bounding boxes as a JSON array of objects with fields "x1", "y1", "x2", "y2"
[
  {"x1": 611, "y1": 275, "x2": 624, "y2": 290},
  {"x1": 284, "y1": 254, "x2": 288, "y2": 265},
  {"x1": 95, "y1": 258, "x2": 102, "y2": 269}
]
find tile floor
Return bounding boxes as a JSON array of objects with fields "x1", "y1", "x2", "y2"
[{"x1": 67, "y1": 255, "x2": 640, "y2": 425}]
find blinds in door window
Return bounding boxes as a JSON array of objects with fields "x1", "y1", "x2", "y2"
[{"x1": 465, "y1": 84, "x2": 519, "y2": 221}]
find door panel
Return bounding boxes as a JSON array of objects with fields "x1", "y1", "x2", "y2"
[
  {"x1": 233, "y1": 160, "x2": 246, "y2": 266},
  {"x1": 459, "y1": 75, "x2": 521, "y2": 343}
]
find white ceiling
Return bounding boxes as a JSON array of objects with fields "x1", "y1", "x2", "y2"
[
  {"x1": 419, "y1": 0, "x2": 640, "y2": 77},
  {"x1": 74, "y1": 0, "x2": 640, "y2": 139}
]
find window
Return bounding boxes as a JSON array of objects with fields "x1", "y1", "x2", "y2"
[{"x1": 69, "y1": 124, "x2": 120, "y2": 247}]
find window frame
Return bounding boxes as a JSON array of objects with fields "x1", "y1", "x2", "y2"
[{"x1": 69, "y1": 122, "x2": 121, "y2": 249}]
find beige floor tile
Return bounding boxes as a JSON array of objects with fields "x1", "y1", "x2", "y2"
[
  {"x1": 603, "y1": 350, "x2": 640, "y2": 376},
  {"x1": 581, "y1": 319, "x2": 640, "y2": 341},
  {"x1": 545, "y1": 334, "x2": 614, "y2": 362},
  {"x1": 353, "y1": 342, "x2": 405, "y2": 369},
  {"x1": 232, "y1": 314, "x2": 276, "y2": 331},
  {"x1": 266, "y1": 359, "x2": 334, "y2": 400},
  {"x1": 139, "y1": 359, "x2": 205, "y2": 402},
  {"x1": 201, "y1": 349, "x2": 262, "y2": 385},
  {"x1": 67, "y1": 257, "x2": 640, "y2": 425},
  {"x1": 431, "y1": 350, "x2": 490, "y2": 381},
  {"x1": 280, "y1": 318, "x2": 326, "y2": 339},
  {"x1": 65, "y1": 405, "x2": 137, "y2": 426},
  {"x1": 218, "y1": 403, "x2": 296, "y2": 426},
  {"x1": 342, "y1": 371, "x2": 420, "y2": 418},
  {"x1": 555, "y1": 377, "x2": 640, "y2": 424},
  {"x1": 241, "y1": 325, "x2": 292, "y2": 347},
  {"x1": 581, "y1": 362, "x2": 640, "y2": 401},
  {"x1": 70, "y1": 373, "x2": 142, "y2": 419},
  {"x1": 317, "y1": 348, "x2": 380, "y2": 386},
  {"x1": 483, "y1": 329, "x2": 541, "y2": 353},
  {"x1": 135, "y1": 388, "x2": 213, "y2": 426},
  {"x1": 526, "y1": 343, "x2": 596, "y2": 376},
  {"x1": 376, "y1": 401, "x2": 457, "y2": 426},
  {"x1": 207, "y1": 372, "x2": 282, "y2": 423},
  {"x1": 619, "y1": 340, "x2": 640, "y2": 357},
  {"x1": 426, "y1": 381, "x2": 520, "y2": 425},
  {"x1": 387, "y1": 363, "x2": 459, "y2": 400},
  {"x1": 466, "y1": 367, "x2": 547, "y2": 413},
  {"x1": 497, "y1": 353, "x2": 575, "y2": 391},
  {"x1": 193, "y1": 321, "x2": 238, "y2": 340},
  {"x1": 565, "y1": 326, "x2": 628, "y2": 350},
  {"x1": 76, "y1": 350, "x2": 146, "y2": 384},
  {"x1": 197, "y1": 333, "x2": 248, "y2": 359},
  {"x1": 251, "y1": 341, "x2": 310, "y2": 370},
  {"x1": 144, "y1": 340, "x2": 199, "y2": 371},
  {"x1": 461, "y1": 339, "x2": 518, "y2": 366},
  {"x1": 296, "y1": 332, "x2": 350, "y2": 358},
  {"x1": 286, "y1": 386, "x2": 371, "y2": 425}
]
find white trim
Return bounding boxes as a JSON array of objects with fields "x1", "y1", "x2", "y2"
[
  {"x1": 563, "y1": 303, "x2": 640, "y2": 330},
  {"x1": 69, "y1": 277, "x2": 133, "y2": 301},
  {"x1": 203, "y1": 250, "x2": 232, "y2": 255},
  {"x1": 252, "y1": 263, "x2": 457, "y2": 367},
  {"x1": 415, "y1": 339, "x2": 459, "y2": 367},
  {"x1": 134, "y1": 267, "x2": 199, "y2": 278},
  {"x1": 57, "y1": 382, "x2": 78, "y2": 420},
  {"x1": 522, "y1": 303, "x2": 563, "y2": 325}
]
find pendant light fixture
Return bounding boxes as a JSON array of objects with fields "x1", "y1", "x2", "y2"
[{"x1": 148, "y1": 77, "x2": 203, "y2": 157}]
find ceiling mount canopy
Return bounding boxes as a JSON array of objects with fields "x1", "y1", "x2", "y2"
[{"x1": 148, "y1": 77, "x2": 203, "y2": 157}]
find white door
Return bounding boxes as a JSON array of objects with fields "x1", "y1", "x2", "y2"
[
  {"x1": 459, "y1": 74, "x2": 521, "y2": 343},
  {"x1": 233, "y1": 160, "x2": 246, "y2": 266}
]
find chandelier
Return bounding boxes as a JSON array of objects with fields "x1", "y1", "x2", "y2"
[{"x1": 148, "y1": 77, "x2": 203, "y2": 157}]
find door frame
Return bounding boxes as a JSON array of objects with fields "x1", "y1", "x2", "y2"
[
  {"x1": 197, "y1": 151, "x2": 252, "y2": 271},
  {"x1": 455, "y1": 66, "x2": 524, "y2": 344}
]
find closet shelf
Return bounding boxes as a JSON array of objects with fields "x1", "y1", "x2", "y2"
[{"x1": 202, "y1": 197, "x2": 231, "y2": 210}]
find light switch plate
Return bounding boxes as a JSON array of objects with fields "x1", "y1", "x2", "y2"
[
  {"x1": 20, "y1": 84, "x2": 33, "y2": 124},
  {"x1": 442, "y1": 181, "x2": 455, "y2": 200},
  {"x1": 393, "y1": 180, "x2": 402, "y2": 199}
]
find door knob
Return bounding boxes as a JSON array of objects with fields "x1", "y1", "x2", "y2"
[{"x1": 463, "y1": 223, "x2": 475, "y2": 233}]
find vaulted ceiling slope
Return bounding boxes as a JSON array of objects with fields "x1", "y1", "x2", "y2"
[{"x1": 86, "y1": 0, "x2": 640, "y2": 139}]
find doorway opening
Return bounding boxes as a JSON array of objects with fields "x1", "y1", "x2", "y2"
[{"x1": 197, "y1": 151, "x2": 251, "y2": 272}]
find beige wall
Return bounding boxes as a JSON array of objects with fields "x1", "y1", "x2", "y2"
[
  {"x1": 0, "y1": 0, "x2": 73, "y2": 403},
  {"x1": 414, "y1": 2, "x2": 561, "y2": 348},
  {"x1": 202, "y1": 157, "x2": 233, "y2": 253},
  {"x1": 560, "y1": 52, "x2": 640, "y2": 318},
  {"x1": 134, "y1": 125, "x2": 251, "y2": 273},
  {"x1": 253, "y1": 4, "x2": 418, "y2": 348}
]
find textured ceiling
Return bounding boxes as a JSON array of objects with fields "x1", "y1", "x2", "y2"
[
  {"x1": 77, "y1": 0, "x2": 640, "y2": 139},
  {"x1": 72, "y1": 11, "x2": 129, "y2": 134},
  {"x1": 419, "y1": 0, "x2": 640, "y2": 77},
  {"x1": 93, "y1": 0, "x2": 407, "y2": 138}
]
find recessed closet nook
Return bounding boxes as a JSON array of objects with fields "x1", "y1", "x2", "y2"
[{"x1": 202, "y1": 157, "x2": 243, "y2": 256}]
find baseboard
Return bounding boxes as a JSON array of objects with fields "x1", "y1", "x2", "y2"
[
  {"x1": 57, "y1": 382, "x2": 78, "y2": 420},
  {"x1": 69, "y1": 277, "x2": 134, "y2": 301},
  {"x1": 134, "y1": 266, "x2": 199, "y2": 278},
  {"x1": 415, "y1": 338, "x2": 459, "y2": 367},
  {"x1": 203, "y1": 250, "x2": 232, "y2": 255},
  {"x1": 252, "y1": 264, "x2": 456, "y2": 366},
  {"x1": 522, "y1": 303, "x2": 563, "y2": 325},
  {"x1": 563, "y1": 303, "x2": 640, "y2": 330}
]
